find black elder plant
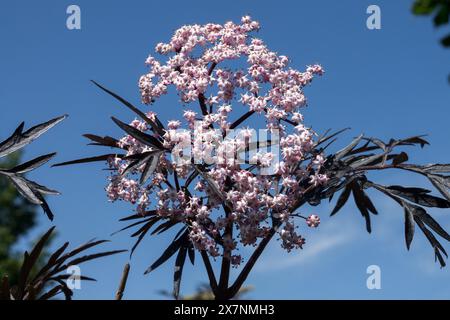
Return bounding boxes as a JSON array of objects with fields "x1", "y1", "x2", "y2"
[{"x1": 55, "y1": 16, "x2": 450, "y2": 300}]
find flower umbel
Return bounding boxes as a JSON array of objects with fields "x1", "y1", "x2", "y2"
[{"x1": 106, "y1": 16, "x2": 325, "y2": 265}]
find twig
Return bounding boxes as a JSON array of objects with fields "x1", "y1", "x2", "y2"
[
  {"x1": 115, "y1": 263, "x2": 130, "y2": 300},
  {"x1": 201, "y1": 251, "x2": 218, "y2": 296},
  {"x1": 218, "y1": 205, "x2": 232, "y2": 297},
  {"x1": 227, "y1": 226, "x2": 277, "y2": 299},
  {"x1": 208, "y1": 62, "x2": 217, "y2": 76},
  {"x1": 173, "y1": 170, "x2": 180, "y2": 192},
  {"x1": 229, "y1": 110, "x2": 255, "y2": 130},
  {"x1": 198, "y1": 93, "x2": 209, "y2": 116}
]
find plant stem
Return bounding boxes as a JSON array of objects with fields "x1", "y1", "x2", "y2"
[
  {"x1": 208, "y1": 62, "x2": 217, "y2": 76},
  {"x1": 226, "y1": 226, "x2": 277, "y2": 299},
  {"x1": 229, "y1": 110, "x2": 255, "y2": 130},
  {"x1": 198, "y1": 93, "x2": 209, "y2": 116},
  {"x1": 201, "y1": 250, "x2": 218, "y2": 296},
  {"x1": 356, "y1": 164, "x2": 397, "y2": 171},
  {"x1": 218, "y1": 206, "x2": 232, "y2": 298},
  {"x1": 115, "y1": 263, "x2": 130, "y2": 300}
]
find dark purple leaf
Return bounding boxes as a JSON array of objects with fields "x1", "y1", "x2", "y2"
[
  {"x1": 91, "y1": 80, "x2": 165, "y2": 136},
  {"x1": 52, "y1": 154, "x2": 123, "y2": 167}
]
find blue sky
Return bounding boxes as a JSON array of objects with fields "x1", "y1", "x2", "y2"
[{"x1": 1, "y1": 0, "x2": 450, "y2": 299}]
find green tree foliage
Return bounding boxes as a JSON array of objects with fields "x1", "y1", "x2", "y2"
[{"x1": 412, "y1": 0, "x2": 450, "y2": 79}]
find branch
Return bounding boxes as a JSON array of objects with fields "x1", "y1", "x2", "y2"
[
  {"x1": 208, "y1": 62, "x2": 217, "y2": 76},
  {"x1": 198, "y1": 93, "x2": 209, "y2": 116},
  {"x1": 218, "y1": 205, "x2": 232, "y2": 295},
  {"x1": 200, "y1": 250, "x2": 218, "y2": 295},
  {"x1": 227, "y1": 226, "x2": 277, "y2": 299},
  {"x1": 355, "y1": 164, "x2": 398, "y2": 171},
  {"x1": 115, "y1": 263, "x2": 130, "y2": 300},
  {"x1": 173, "y1": 170, "x2": 180, "y2": 192},
  {"x1": 229, "y1": 111, "x2": 255, "y2": 130},
  {"x1": 355, "y1": 164, "x2": 424, "y2": 175}
]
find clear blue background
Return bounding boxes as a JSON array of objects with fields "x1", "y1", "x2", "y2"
[{"x1": 1, "y1": 0, "x2": 449, "y2": 299}]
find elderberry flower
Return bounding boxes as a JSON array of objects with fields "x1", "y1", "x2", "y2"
[
  {"x1": 306, "y1": 214, "x2": 321, "y2": 228},
  {"x1": 105, "y1": 16, "x2": 326, "y2": 263}
]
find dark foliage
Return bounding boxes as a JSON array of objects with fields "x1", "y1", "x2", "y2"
[
  {"x1": 53, "y1": 83, "x2": 191, "y2": 299},
  {"x1": 56, "y1": 82, "x2": 450, "y2": 301},
  {"x1": 0, "y1": 226, "x2": 126, "y2": 300},
  {"x1": 319, "y1": 132, "x2": 450, "y2": 267},
  {"x1": 0, "y1": 116, "x2": 66, "y2": 220},
  {"x1": 0, "y1": 152, "x2": 47, "y2": 287}
]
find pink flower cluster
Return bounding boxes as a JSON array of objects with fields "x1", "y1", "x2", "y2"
[
  {"x1": 138, "y1": 15, "x2": 323, "y2": 125},
  {"x1": 107, "y1": 16, "x2": 326, "y2": 266}
]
